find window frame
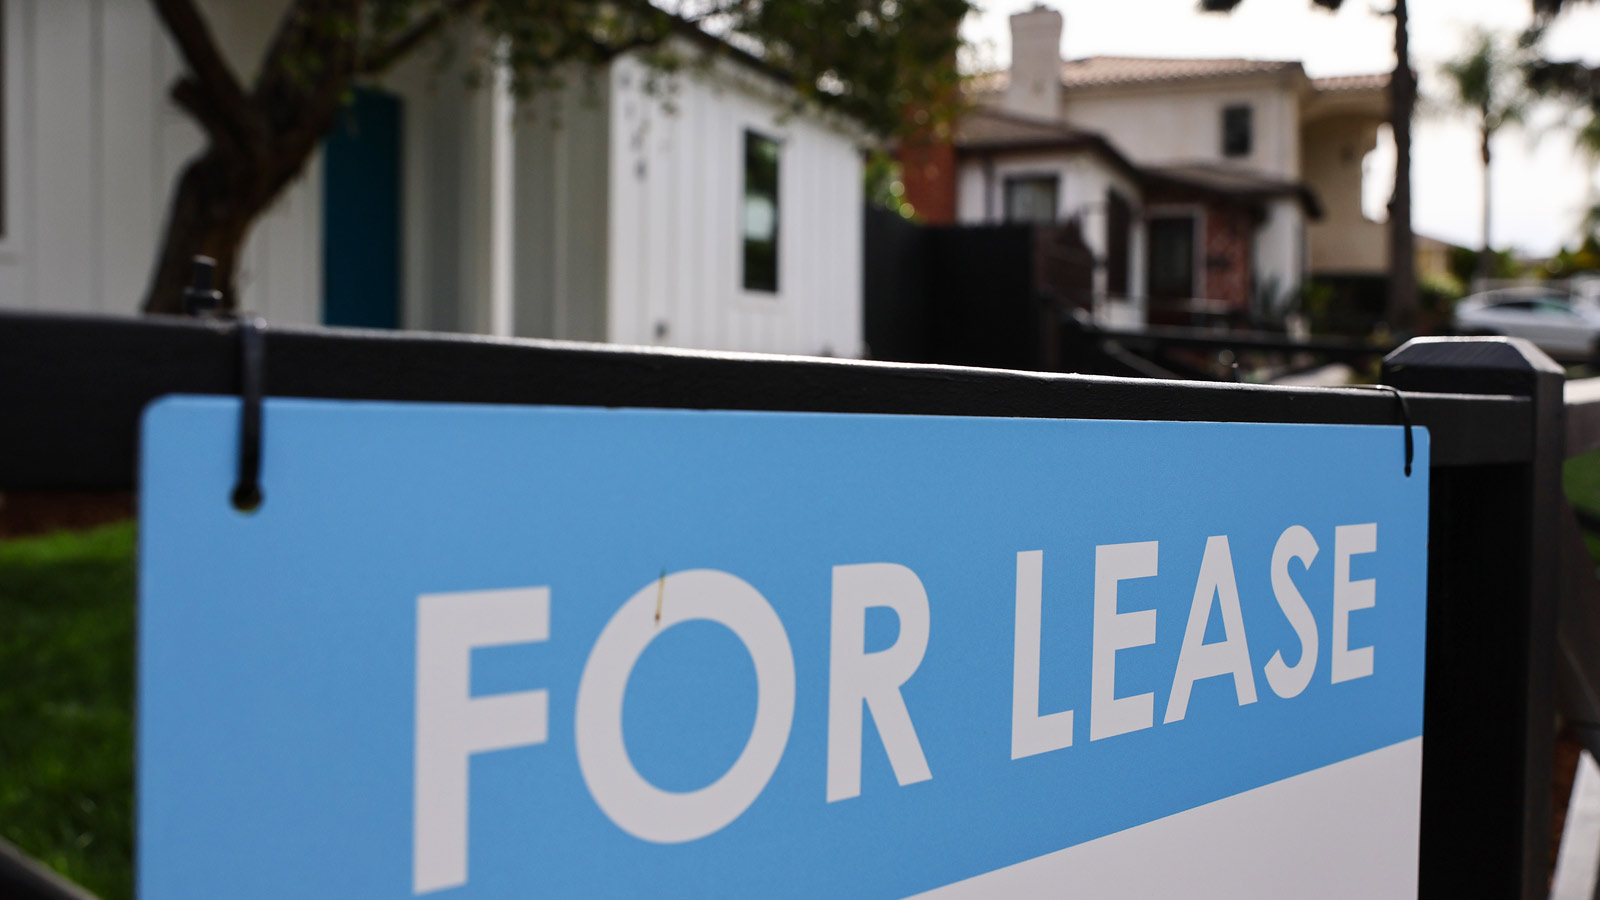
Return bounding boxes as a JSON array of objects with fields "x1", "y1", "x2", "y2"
[
  {"x1": 1002, "y1": 174, "x2": 1060, "y2": 225},
  {"x1": 1105, "y1": 188, "x2": 1133, "y2": 298},
  {"x1": 740, "y1": 128, "x2": 782, "y2": 297},
  {"x1": 1222, "y1": 104, "x2": 1253, "y2": 159},
  {"x1": 1145, "y1": 208, "x2": 1205, "y2": 301}
]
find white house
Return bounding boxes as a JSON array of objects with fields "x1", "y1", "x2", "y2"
[
  {"x1": 910, "y1": 4, "x2": 1386, "y2": 325},
  {"x1": 1043, "y1": 48, "x2": 1387, "y2": 318},
  {"x1": 0, "y1": 0, "x2": 866, "y2": 357},
  {"x1": 946, "y1": 106, "x2": 1148, "y2": 323}
]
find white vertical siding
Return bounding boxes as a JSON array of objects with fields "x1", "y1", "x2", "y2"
[
  {"x1": 100, "y1": 0, "x2": 160, "y2": 311},
  {"x1": 508, "y1": 70, "x2": 610, "y2": 342},
  {"x1": 383, "y1": 53, "x2": 437, "y2": 332},
  {"x1": 0, "y1": 0, "x2": 35, "y2": 305},
  {"x1": 30, "y1": 0, "x2": 98, "y2": 311},
  {"x1": 605, "y1": 54, "x2": 864, "y2": 357},
  {"x1": 1, "y1": 0, "x2": 319, "y2": 322},
  {"x1": 384, "y1": 37, "x2": 498, "y2": 335}
]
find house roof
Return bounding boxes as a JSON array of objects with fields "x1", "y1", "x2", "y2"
[
  {"x1": 952, "y1": 107, "x2": 1144, "y2": 182},
  {"x1": 951, "y1": 109, "x2": 1322, "y2": 218},
  {"x1": 1058, "y1": 56, "x2": 1302, "y2": 88},
  {"x1": 970, "y1": 58, "x2": 1388, "y2": 97},
  {"x1": 1309, "y1": 73, "x2": 1390, "y2": 92},
  {"x1": 954, "y1": 106, "x2": 1099, "y2": 147},
  {"x1": 1144, "y1": 162, "x2": 1323, "y2": 219}
]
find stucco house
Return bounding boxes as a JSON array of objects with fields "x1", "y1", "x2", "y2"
[
  {"x1": 903, "y1": 4, "x2": 1387, "y2": 326},
  {"x1": 0, "y1": 0, "x2": 866, "y2": 357}
]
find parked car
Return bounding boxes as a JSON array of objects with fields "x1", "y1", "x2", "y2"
[{"x1": 1452, "y1": 287, "x2": 1600, "y2": 359}]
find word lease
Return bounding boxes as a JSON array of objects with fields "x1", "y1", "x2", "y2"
[{"x1": 413, "y1": 523, "x2": 1379, "y2": 894}]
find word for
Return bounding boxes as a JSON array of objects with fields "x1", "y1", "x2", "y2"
[{"x1": 412, "y1": 524, "x2": 1377, "y2": 894}]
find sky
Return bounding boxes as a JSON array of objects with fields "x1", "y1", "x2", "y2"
[{"x1": 961, "y1": 0, "x2": 1600, "y2": 257}]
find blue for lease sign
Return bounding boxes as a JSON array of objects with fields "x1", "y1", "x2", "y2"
[{"x1": 139, "y1": 397, "x2": 1428, "y2": 899}]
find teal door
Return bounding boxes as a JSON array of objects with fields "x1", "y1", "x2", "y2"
[{"x1": 322, "y1": 88, "x2": 402, "y2": 328}]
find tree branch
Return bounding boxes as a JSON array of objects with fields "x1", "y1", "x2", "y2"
[
  {"x1": 360, "y1": 0, "x2": 486, "y2": 76},
  {"x1": 592, "y1": 0, "x2": 755, "y2": 63},
  {"x1": 252, "y1": 0, "x2": 364, "y2": 171},
  {"x1": 592, "y1": 30, "x2": 675, "y2": 64},
  {"x1": 170, "y1": 77, "x2": 246, "y2": 152},
  {"x1": 152, "y1": 0, "x2": 252, "y2": 124}
]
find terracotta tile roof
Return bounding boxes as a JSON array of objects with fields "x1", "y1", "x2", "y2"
[
  {"x1": 1058, "y1": 56, "x2": 1301, "y2": 88},
  {"x1": 1309, "y1": 73, "x2": 1390, "y2": 92},
  {"x1": 969, "y1": 59, "x2": 1388, "y2": 94}
]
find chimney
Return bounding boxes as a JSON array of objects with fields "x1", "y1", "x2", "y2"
[{"x1": 1006, "y1": 4, "x2": 1063, "y2": 120}]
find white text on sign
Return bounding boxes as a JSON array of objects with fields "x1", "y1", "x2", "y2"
[{"x1": 411, "y1": 523, "x2": 1378, "y2": 894}]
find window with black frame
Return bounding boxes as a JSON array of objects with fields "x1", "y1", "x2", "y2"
[
  {"x1": 1147, "y1": 215, "x2": 1197, "y2": 301},
  {"x1": 1222, "y1": 105, "x2": 1252, "y2": 158},
  {"x1": 742, "y1": 131, "x2": 780, "y2": 294},
  {"x1": 1004, "y1": 175, "x2": 1058, "y2": 225}
]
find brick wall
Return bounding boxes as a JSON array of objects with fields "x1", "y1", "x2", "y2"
[
  {"x1": 1202, "y1": 203, "x2": 1254, "y2": 311},
  {"x1": 896, "y1": 139, "x2": 957, "y2": 225}
]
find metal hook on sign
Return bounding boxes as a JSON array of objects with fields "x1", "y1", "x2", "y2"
[
  {"x1": 231, "y1": 317, "x2": 267, "y2": 512},
  {"x1": 1366, "y1": 385, "x2": 1413, "y2": 478}
]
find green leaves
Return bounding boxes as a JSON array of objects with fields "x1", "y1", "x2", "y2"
[
  {"x1": 351, "y1": 0, "x2": 971, "y2": 136},
  {"x1": 1434, "y1": 27, "x2": 1535, "y2": 139}
]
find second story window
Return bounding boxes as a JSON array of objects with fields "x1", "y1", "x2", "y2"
[
  {"x1": 1004, "y1": 175, "x2": 1058, "y2": 225},
  {"x1": 742, "y1": 130, "x2": 780, "y2": 294},
  {"x1": 1222, "y1": 105, "x2": 1252, "y2": 158}
]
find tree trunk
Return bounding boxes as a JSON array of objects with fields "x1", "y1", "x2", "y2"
[
  {"x1": 1478, "y1": 125, "x2": 1493, "y2": 283},
  {"x1": 1387, "y1": 0, "x2": 1417, "y2": 328},
  {"x1": 142, "y1": 150, "x2": 262, "y2": 314},
  {"x1": 142, "y1": 0, "x2": 365, "y2": 315}
]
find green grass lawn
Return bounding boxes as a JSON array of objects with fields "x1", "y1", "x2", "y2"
[
  {"x1": 0, "y1": 521, "x2": 135, "y2": 900},
  {"x1": 1569, "y1": 451, "x2": 1600, "y2": 563}
]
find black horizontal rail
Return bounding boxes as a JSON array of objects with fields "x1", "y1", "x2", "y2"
[
  {"x1": 1070, "y1": 316, "x2": 1395, "y2": 362},
  {"x1": 0, "y1": 310, "x2": 1531, "y2": 491}
]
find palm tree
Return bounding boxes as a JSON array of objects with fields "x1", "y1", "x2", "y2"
[
  {"x1": 1522, "y1": 9, "x2": 1600, "y2": 253},
  {"x1": 1436, "y1": 28, "x2": 1533, "y2": 280},
  {"x1": 1579, "y1": 116, "x2": 1600, "y2": 243},
  {"x1": 1584, "y1": 203, "x2": 1600, "y2": 242}
]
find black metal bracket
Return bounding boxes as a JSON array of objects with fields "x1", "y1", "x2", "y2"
[
  {"x1": 230, "y1": 317, "x2": 265, "y2": 512},
  {"x1": 182, "y1": 256, "x2": 223, "y2": 316}
]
